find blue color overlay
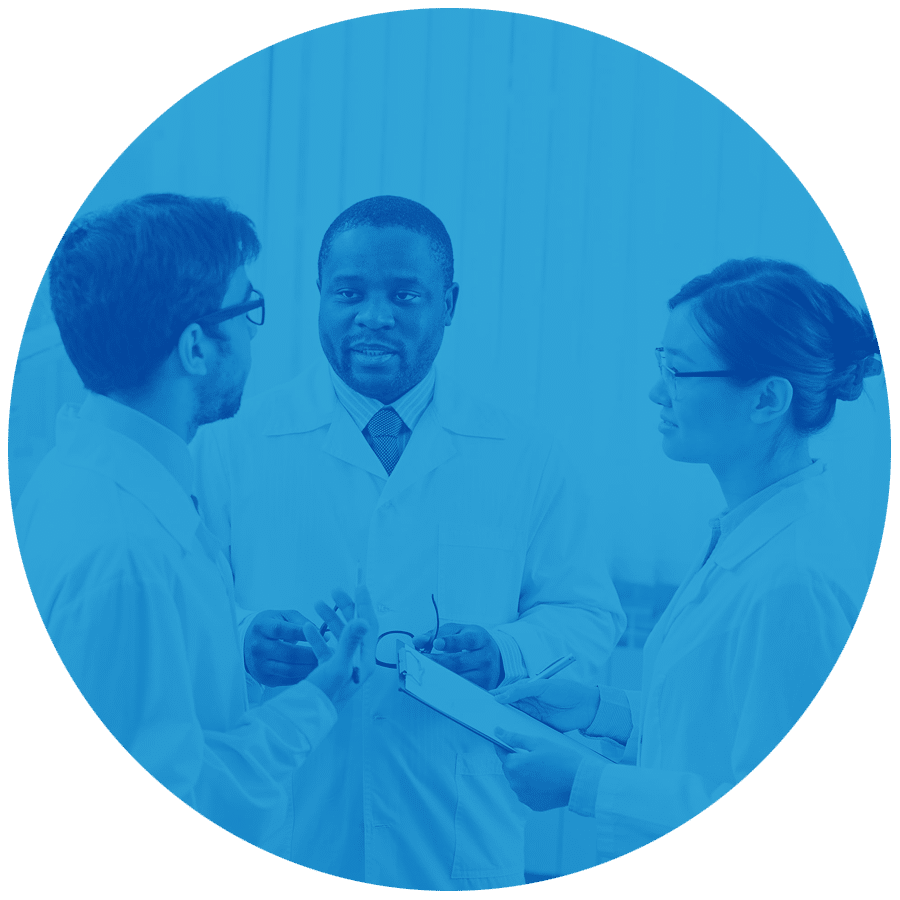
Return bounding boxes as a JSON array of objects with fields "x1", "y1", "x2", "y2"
[{"x1": 8, "y1": 9, "x2": 889, "y2": 890}]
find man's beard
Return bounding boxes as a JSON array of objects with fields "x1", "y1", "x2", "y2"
[{"x1": 193, "y1": 367, "x2": 244, "y2": 428}]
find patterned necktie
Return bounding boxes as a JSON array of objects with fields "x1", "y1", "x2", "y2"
[{"x1": 365, "y1": 406, "x2": 404, "y2": 475}]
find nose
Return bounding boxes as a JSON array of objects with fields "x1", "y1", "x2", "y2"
[
  {"x1": 648, "y1": 373, "x2": 672, "y2": 407},
  {"x1": 247, "y1": 319, "x2": 259, "y2": 341},
  {"x1": 356, "y1": 294, "x2": 395, "y2": 329}
]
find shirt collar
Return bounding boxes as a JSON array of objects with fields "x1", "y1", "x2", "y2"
[
  {"x1": 77, "y1": 392, "x2": 195, "y2": 497},
  {"x1": 712, "y1": 460, "x2": 825, "y2": 542},
  {"x1": 329, "y1": 366, "x2": 436, "y2": 433}
]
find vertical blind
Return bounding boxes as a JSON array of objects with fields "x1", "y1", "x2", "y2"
[{"x1": 13, "y1": 8, "x2": 889, "y2": 586}]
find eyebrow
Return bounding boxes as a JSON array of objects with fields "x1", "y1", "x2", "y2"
[{"x1": 329, "y1": 272, "x2": 427, "y2": 286}]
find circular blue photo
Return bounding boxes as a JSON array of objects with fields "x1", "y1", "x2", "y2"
[{"x1": 8, "y1": 9, "x2": 890, "y2": 891}]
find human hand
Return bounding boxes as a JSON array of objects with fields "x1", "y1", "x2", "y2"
[
  {"x1": 491, "y1": 678, "x2": 600, "y2": 733},
  {"x1": 305, "y1": 583, "x2": 378, "y2": 708},
  {"x1": 413, "y1": 622, "x2": 504, "y2": 690},
  {"x1": 244, "y1": 609, "x2": 318, "y2": 687},
  {"x1": 494, "y1": 728, "x2": 585, "y2": 811}
]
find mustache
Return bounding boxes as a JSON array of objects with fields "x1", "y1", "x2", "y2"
[{"x1": 343, "y1": 339, "x2": 402, "y2": 353}]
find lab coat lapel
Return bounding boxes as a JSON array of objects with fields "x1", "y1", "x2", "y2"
[
  {"x1": 645, "y1": 479, "x2": 815, "y2": 688},
  {"x1": 262, "y1": 362, "x2": 386, "y2": 479},
  {"x1": 378, "y1": 404, "x2": 457, "y2": 505},
  {"x1": 321, "y1": 402, "x2": 387, "y2": 479}
]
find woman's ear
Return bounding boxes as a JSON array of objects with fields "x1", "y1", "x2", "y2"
[
  {"x1": 749, "y1": 375, "x2": 793, "y2": 424},
  {"x1": 175, "y1": 323, "x2": 213, "y2": 377}
]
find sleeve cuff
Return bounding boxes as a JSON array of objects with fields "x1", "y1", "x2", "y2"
[
  {"x1": 568, "y1": 755, "x2": 607, "y2": 818},
  {"x1": 490, "y1": 628, "x2": 528, "y2": 687},
  {"x1": 257, "y1": 679, "x2": 338, "y2": 757},
  {"x1": 235, "y1": 605, "x2": 256, "y2": 648},
  {"x1": 578, "y1": 685, "x2": 633, "y2": 762},
  {"x1": 235, "y1": 606, "x2": 263, "y2": 700}
]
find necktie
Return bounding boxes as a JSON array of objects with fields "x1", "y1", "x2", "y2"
[{"x1": 365, "y1": 406, "x2": 404, "y2": 475}]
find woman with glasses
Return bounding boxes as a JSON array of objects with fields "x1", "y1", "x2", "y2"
[{"x1": 492, "y1": 257, "x2": 883, "y2": 861}]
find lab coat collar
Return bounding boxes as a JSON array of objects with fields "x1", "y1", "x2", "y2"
[
  {"x1": 261, "y1": 360, "x2": 512, "y2": 440},
  {"x1": 55, "y1": 398, "x2": 200, "y2": 553},
  {"x1": 262, "y1": 363, "x2": 338, "y2": 436},
  {"x1": 711, "y1": 462, "x2": 828, "y2": 571}
]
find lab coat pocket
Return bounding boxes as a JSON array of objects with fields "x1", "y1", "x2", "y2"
[
  {"x1": 438, "y1": 526, "x2": 520, "y2": 625},
  {"x1": 450, "y1": 752, "x2": 527, "y2": 880}
]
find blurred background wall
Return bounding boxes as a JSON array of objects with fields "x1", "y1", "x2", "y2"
[{"x1": 8, "y1": 8, "x2": 890, "y2": 880}]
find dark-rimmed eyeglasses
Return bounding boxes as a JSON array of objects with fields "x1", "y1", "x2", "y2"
[
  {"x1": 196, "y1": 289, "x2": 266, "y2": 328},
  {"x1": 655, "y1": 347, "x2": 741, "y2": 396}
]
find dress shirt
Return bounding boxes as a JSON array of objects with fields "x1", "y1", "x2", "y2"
[{"x1": 329, "y1": 366, "x2": 527, "y2": 685}]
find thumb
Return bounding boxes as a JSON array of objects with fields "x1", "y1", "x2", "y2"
[
  {"x1": 353, "y1": 582, "x2": 378, "y2": 631},
  {"x1": 492, "y1": 679, "x2": 551, "y2": 704},
  {"x1": 303, "y1": 621, "x2": 332, "y2": 662},
  {"x1": 281, "y1": 609, "x2": 311, "y2": 626},
  {"x1": 333, "y1": 618, "x2": 369, "y2": 666},
  {"x1": 495, "y1": 728, "x2": 539, "y2": 752}
]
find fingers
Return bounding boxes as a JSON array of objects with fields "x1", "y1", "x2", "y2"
[
  {"x1": 258, "y1": 640, "x2": 317, "y2": 666},
  {"x1": 303, "y1": 621, "x2": 333, "y2": 663},
  {"x1": 495, "y1": 727, "x2": 537, "y2": 752},
  {"x1": 352, "y1": 582, "x2": 378, "y2": 630},
  {"x1": 256, "y1": 659, "x2": 316, "y2": 685},
  {"x1": 432, "y1": 624, "x2": 484, "y2": 653},
  {"x1": 315, "y1": 599, "x2": 345, "y2": 639},
  {"x1": 253, "y1": 610, "x2": 311, "y2": 643},
  {"x1": 331, "y1": 588, "x2": 355, "y2": 622},
  {"x1": 431, "y1": 648, "x2": 488, "y2": 675},
  {"x1": 334, "y1": 618, "x2": 369, "y2": 666},
  {"x1": 491, "y1": 679, "x2": 551, "y2": 704}
]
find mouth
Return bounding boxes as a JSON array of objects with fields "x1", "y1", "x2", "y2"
[
  {"x1": 658, "y1": 415, "x2": 677, "y2": 431},
  {"x1": 349, "y1": 345, "x2": 398, "y2": 364}
]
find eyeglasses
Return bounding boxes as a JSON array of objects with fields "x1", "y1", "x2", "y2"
[
  {"x1": 318, "y1": 593, "x2": 441, "y2": 669},
  {"x1": 655, "y1": 347, "x2": 741, "y2": 396},
  {"x1": 196, "y1": 289, "x2": 266, "y2": 328}
]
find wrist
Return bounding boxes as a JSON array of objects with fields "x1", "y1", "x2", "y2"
[{"x1": 577, "y1": 686, "x2": 602, "y2": 732}]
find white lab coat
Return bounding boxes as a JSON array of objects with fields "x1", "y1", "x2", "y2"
[
  {"x1": 193, "y1": 362, "x2": 625, "y2": 889},
  {"x1": 569, "y1": 463, "x2": 868, "y2": 860},
  {"x1": 14, "y1": 396, "x2": 338, "y2": 857}
]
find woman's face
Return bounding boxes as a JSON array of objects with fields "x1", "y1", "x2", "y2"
[{"x1": 649, "y1": 301, "x2": 758, "y2": 467}]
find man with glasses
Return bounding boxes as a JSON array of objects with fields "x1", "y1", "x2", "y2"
[
  {"x1": 193, "y1": 195, "x2": 625, "y2": 889},
  {"x1": 14, "y1": 193, "x2": 375, "y2": 858}
]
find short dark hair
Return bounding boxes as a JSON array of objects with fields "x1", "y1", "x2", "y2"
[
  {"x1": 669, "y1": 258, "x2": 880, "y2": 435},
  {"x1": 49, "y1": 193, "x2": 260, "y2": 395},
  {"x1": 318, "y1": 195, "x2": 454, "y2": 287}
]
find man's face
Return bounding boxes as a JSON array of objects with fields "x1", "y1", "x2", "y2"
[
  {"x1": 194, "y1": 266, "x2": 257, "y2": 426},
  {"x1": 318, "y1": 226, "x2": 458, "y2": 403}
]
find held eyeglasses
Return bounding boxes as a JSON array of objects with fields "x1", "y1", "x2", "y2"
[
  {"x1": 655, "y1": 347, "x2": 741, "y2": 397},
  {"x1": 319, "y1": 593, "x2": 441, "y2": 669}
]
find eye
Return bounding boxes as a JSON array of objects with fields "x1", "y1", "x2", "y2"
[
  {"x1": 395, "y1": 291, "x2": 420, "y2": 303},
  {"x1": 335, "y1": 289, "x2": 360, "y2": 301}
]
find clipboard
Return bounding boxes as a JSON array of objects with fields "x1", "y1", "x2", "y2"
[{"x1": 397, "y1": 643, "x2": 601, "y2": 756}]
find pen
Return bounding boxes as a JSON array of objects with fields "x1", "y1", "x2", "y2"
[
  {"x1": 531, "y1": 654, "x2": 576, "y2": 681},
  {"x1": 352, "y1": 643, "x2": 361, "y2": 684}
]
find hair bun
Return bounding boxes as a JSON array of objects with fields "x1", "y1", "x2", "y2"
[
  {"x1": 863, "y1": 355, "x2": 883, "y2": 379},
  {"x1": 833, "y1": 355, "x2": 881, "y2": 402}
]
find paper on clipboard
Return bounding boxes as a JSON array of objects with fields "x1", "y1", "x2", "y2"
[{"x1": 397, "y1": 643, "x2": 601, "y2": 756}]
